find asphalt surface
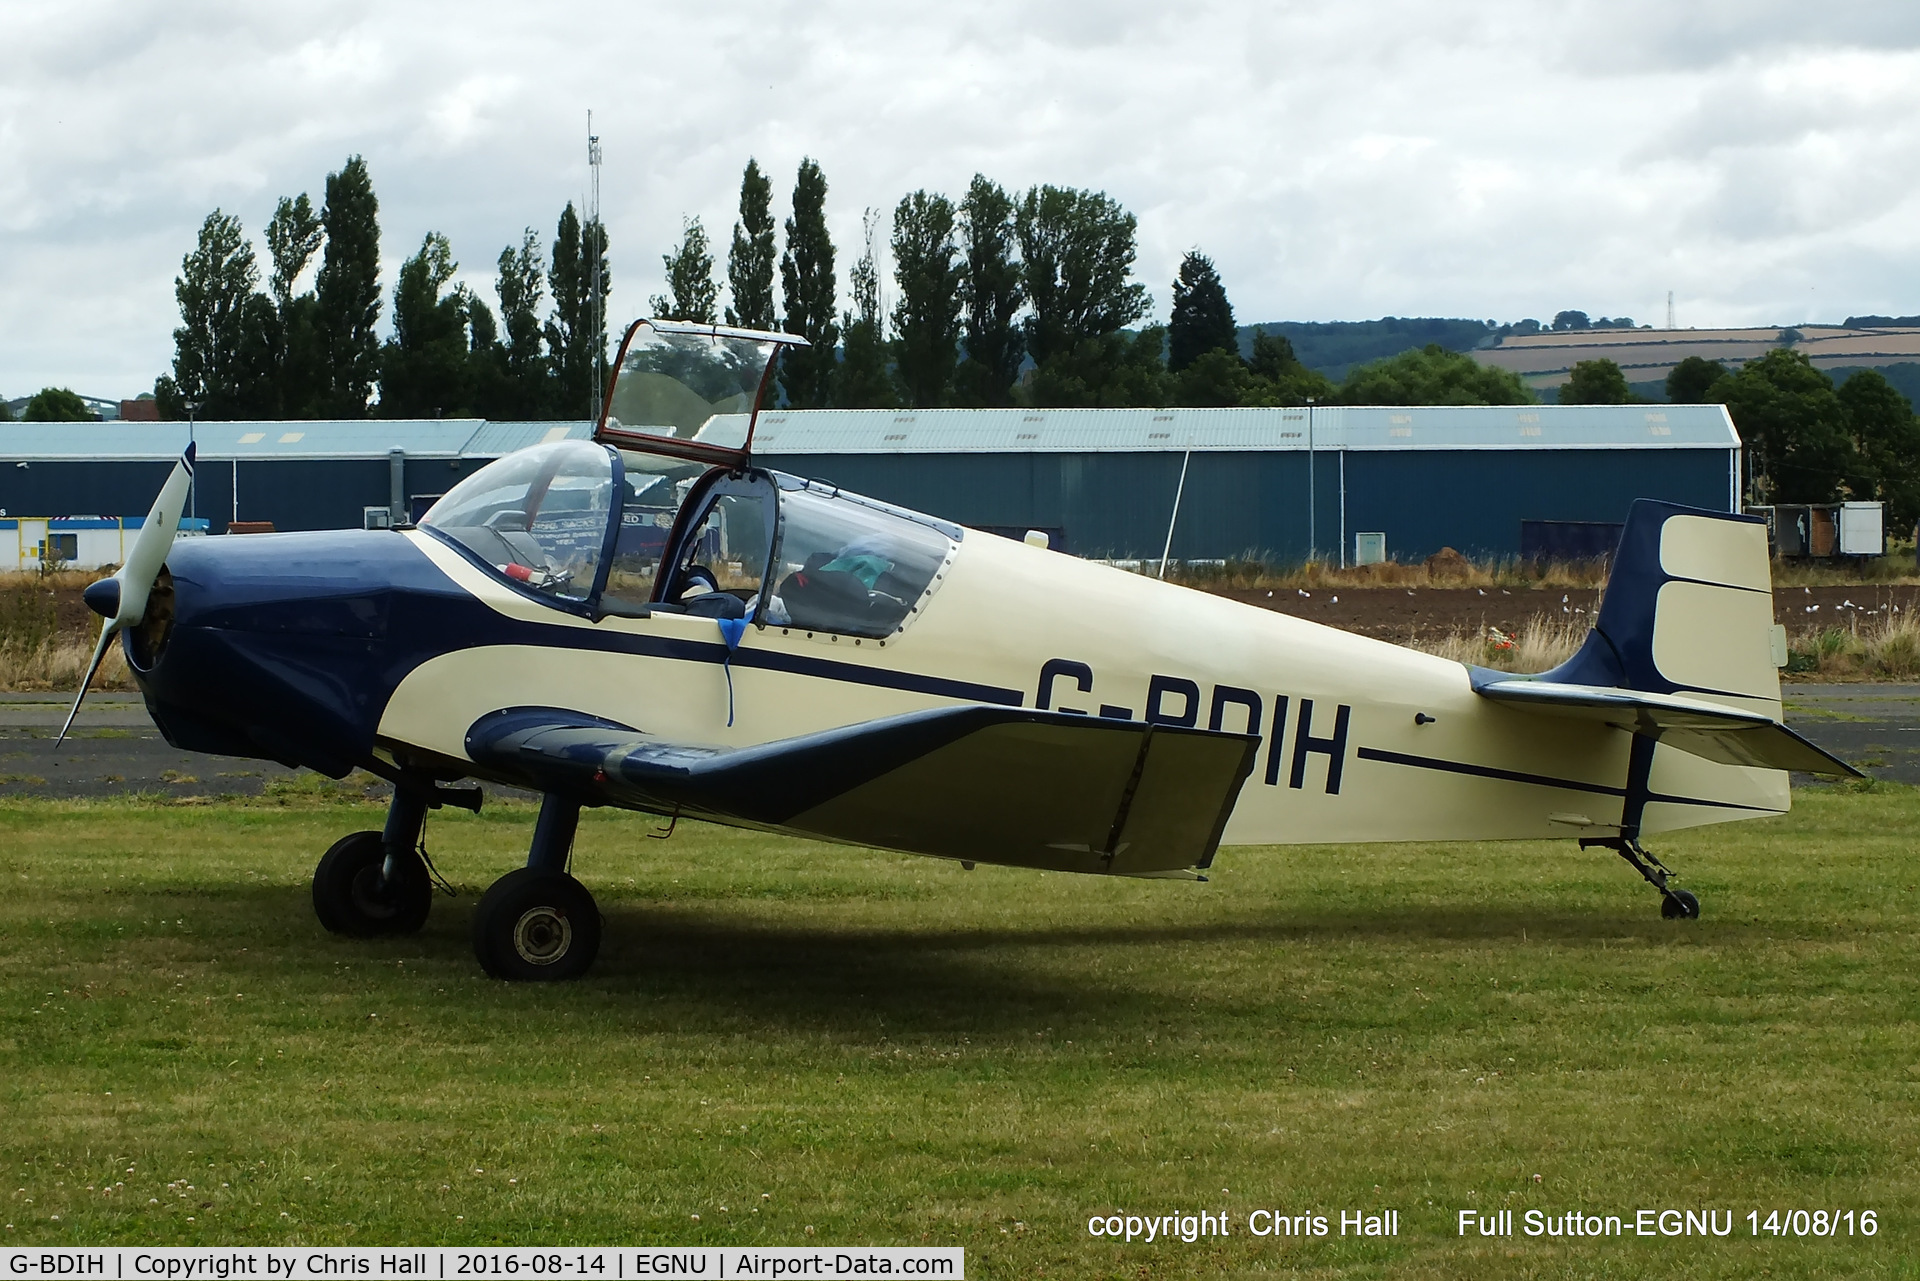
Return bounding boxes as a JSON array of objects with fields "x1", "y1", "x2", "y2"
[{"x1": 1, "y1": 683, "x2": 1913, "y2": 803}]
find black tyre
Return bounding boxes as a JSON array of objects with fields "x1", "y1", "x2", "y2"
[
  {"x1": 312, "y1": 831, "x2": 433, "y2": 937},
  {"x1": 1660, "y1": 888, "x2": 1701, "y2": 920},
  {"x1": 472, "y1": 868, "x2": 601, "y2": 981}
]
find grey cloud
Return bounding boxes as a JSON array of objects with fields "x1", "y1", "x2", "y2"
[{"x1": 5, "y1": 1, "x2": 1920, "y2": 395}]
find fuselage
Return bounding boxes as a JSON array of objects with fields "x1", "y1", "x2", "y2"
[{"x1": 133, "y1": 500, "x2": 1787, "y2": 851}]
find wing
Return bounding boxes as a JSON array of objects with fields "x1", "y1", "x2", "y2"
[
  {"x1": 466, "y1": 705, "x2": 1260, "y2": 877},
  {"x1": 1473, "y1": 677, "x2": 1861, "y2": 776}
]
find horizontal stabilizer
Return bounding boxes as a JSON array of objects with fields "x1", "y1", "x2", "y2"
[
  {"x1": 467, "y1": 704, "x2": 1260, "y2": 875},
  {"x1": 1474, "y1": 677, "x2": 1862, "y2": 777}
]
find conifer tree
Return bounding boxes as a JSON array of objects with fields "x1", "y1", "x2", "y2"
[
  {"x1": 890, "y1": 190, "x2": 962, "y2": 408},
  {"x1": 650, "y1": 216, "x2": 718, "y2": 323},
  {"x1": 725, "y1": 159, "x2": 777, "y2": 330},
  {"x1": 313, "y1": 156, "x2": 383, "y2": 416},
  {"x1": 1167, "y1": 251, "x2": 1236, "y2": 373},
  {"x1": 956, "y1": 175, "x2": 1025, "y2": 407},
  {"x1": 779, "y1": 157, "x2": 839, "y2": 407}
]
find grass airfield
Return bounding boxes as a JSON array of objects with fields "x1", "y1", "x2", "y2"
[{"x1": 0, "y1": 786, "x2": 1913, "y2": 1279}]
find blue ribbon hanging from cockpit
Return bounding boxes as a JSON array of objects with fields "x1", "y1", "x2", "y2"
[{"x1": 717, "y1": 616, "x2": 750, "y2": 727}]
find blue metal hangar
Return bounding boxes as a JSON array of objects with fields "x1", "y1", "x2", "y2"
[
  {"x1": 0, "y1": 420, "x2": 593, "y2": 534},
  {"x1": 740, "y1": 404, "x2": 1741, "y2": 563},
  {"x1": 0, "y1": 404, "x2": 1739, "y2": 563}
]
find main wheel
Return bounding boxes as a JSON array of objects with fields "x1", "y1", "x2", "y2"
[
  {"x1": 472, "y1": 868, "x2": 601, "y2": 981},
  {"x1": 1660, "y1": 888, "x2": 1701, "y2": 920},
  {"x1": 312, "y1": 831, "x2": 433, "y2": 937}
]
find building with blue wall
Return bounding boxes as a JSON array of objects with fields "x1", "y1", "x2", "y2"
[
  {"x1": 0, "y1": 420, "x2": 592, "y2": 535},
  {"x1": 0, "y1": 404, "x2": 1738, "y2": 564},
  {"x1": 744, "y1": 404, "x2": 1739, "y2": 562}
]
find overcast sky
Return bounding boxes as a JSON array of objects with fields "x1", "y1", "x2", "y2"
[{"x1": 6, "y1": 1, "x2": 1920, "y2": 399}]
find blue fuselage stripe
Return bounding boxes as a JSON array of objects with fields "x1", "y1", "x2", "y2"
[
  {"x1": 1356, "y1": 746, "x2": 1628, "y2": 798},
  {"x1": 1356, "y1": 745, "x2": 1784, "y2": 814}
]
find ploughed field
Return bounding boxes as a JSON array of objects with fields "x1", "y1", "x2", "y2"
[{"x1": 0, "y1": 789, "x2": 1912, "y2": 1278}]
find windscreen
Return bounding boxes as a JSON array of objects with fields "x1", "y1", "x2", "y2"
[
  {"x1": 419, "y1": 441, "x2": 616, "y2": 603},
  {"x1": 603, "y1": 325, "x2": 779, "y2": 452}
]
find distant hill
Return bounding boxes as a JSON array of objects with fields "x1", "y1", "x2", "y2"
[
  {"x1": 1235, "y1": 317, "x2": 1496, "y2": 380},
  {"x1": 1830, "y1": 363, "x2": 1920, "y2": 407}
]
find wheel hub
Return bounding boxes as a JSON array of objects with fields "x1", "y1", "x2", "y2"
[
  {"x1": 349, "y1": 864, "x2": 402, "y2": 920},
  {"x1": 512, "y1": 906, "x2": 573, "y2": 965}
]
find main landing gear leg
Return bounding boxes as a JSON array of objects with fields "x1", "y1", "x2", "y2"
[
  {"x1": 312, "y1": 787, "x2": 433, "y2": 936},
  {"x1": 472, "y1": 793, "x2": 602, "y2": 981}
]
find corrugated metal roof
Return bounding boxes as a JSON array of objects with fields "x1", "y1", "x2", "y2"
[
  {"x1": 0, "y1": 419, "x2": 595, "y2": 462},
  {"x1": 731, "y1": 404, "x2": 1739, "y2": 453},
  {"x1": 461, "y1": 421, "x2": 595, "y2": 455}
]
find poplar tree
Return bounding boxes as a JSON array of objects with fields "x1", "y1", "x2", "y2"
[
  {"x1": 725, "y1": 159, "x2": 777, "y2": 330},
  {"x1": 380, "y1": 232, "x2": 476, "y2": 418},
  {"x1": 313, "y1": 156, "x2": 383, "y2": 416},
  {"x1": 890, "y1": 190, "x2": 962, "y2": 408},
  {"x1": 155, "y1": 210, "x2": 258, "y2": 419},
  {"x1": 1167, "y1": 251, "x2": 1237, "y2": 372},
  {"x1": 778, "y1": 157, "x2": 839, "y2": 408},
  {"x1": 956, "y1": 175, "x2": 1025, "y2": 407},
  {"x1": 1016, "y1": 185, "x2": 1147, "y2": 367},
  {"x1": 836, "y1": 208, "x2": 897, "y2": 409},
  {"x1": 262, "y1": 193, "x2": 325, "y2": 417},
  {"x1": 650, "y1": 216, "x2": 718, "y2": 323},
  {"x1": 495, "y1": 229, "x2": 549, "y2": 419},
  {"x1": 547, "y1": 203, "x2": 611, "y2": 419}
]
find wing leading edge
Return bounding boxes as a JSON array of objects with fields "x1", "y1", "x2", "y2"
[
  {"x1": 1471, "y1": 675, "x2": 1861, "y2": 777},
  {"x1": 466, "y1": 705, "x2": 1260, "y2": 876}
]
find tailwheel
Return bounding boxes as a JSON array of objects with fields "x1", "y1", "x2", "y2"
[
  {"x1": 472, "y1": 867, "x2": 601, "y2": 981},
  {"x1": 1581, "y1": 836, "x2": 1701, "y2": 921},
  {"x1": 1661, "y1": 888, "x2": 1701, "y2": 920},
  {"x1": 313, "y1": 831, "x2": 433, "y2": 936}
]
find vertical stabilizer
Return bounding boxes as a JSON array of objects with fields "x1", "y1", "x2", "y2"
[{"x1": 1539, "y1": 500, "x2": 1781, "y2": 718}]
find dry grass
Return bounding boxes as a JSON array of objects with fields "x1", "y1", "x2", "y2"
[
  {"x1": 0, "y1": 569, "x2": 129, "y2": 692},
  {"x1": 0, "y1": 635, "x2": 130, "y2": 692},
  {"x1": 1168, "y1": 546, "x2": 1920, "y2": 592},
  {"x1": 1165, "y1": 555, "x2": 1612, "y2": 592},
  {"x1": 1786, "y1": 608, "x2": 1920, "y2": 680},
  {"x1": 1405, "y1": 612, "x2": 1589, "y2": 673}
]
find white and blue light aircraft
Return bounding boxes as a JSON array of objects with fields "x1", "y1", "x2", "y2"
[{"x1": 68, "y1": 321, "x2": 1857, "y2": 980}]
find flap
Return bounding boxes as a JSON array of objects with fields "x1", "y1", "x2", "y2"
[
  {"x1": 467, "y1": 705, "x2": 1260, "y2": 875},
  {"x1": 1474, "y1": 677, "x2": 1861, "y2": 777}
]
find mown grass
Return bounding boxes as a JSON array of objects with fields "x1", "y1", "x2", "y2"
[{"x1": 0, "y1": 788, "x2": 1913, "y2": 1277}]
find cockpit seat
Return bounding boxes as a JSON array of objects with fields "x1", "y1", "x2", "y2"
[{"x1": 779, "y1": 565, "x2": 877, "y2": 633}]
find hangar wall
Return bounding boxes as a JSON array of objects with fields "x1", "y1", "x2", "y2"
[
  {"x1": 747, "y1": 404, "x2": 1740, "y2": 563},
  {"x1": 0, "y1": 406, "x2": 1738, "y2": 563},
  {"x1": 0, "y1": 421, "x2": 591, "y2": 535},
  {"x1": 761, "y1": 446, "x2": 1733, "y2": 562}
]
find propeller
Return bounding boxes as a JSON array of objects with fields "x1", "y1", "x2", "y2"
[{"x1": 57, "y1": 442, "x2": 196, "y2": 746}]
